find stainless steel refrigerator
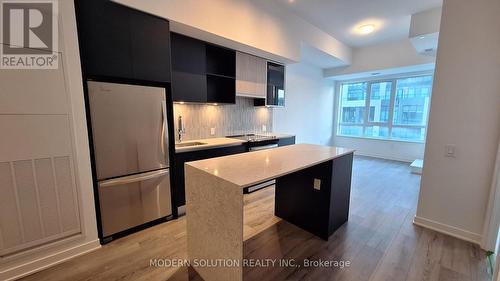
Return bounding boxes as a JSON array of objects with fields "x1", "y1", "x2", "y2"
[{"x1": 87, "y1": 81, "x2": 172, "y2": 238}]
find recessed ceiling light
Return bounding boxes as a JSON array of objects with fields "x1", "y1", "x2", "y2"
[
  {"x1": 358, "y1": 24, "x2": 375, "y2": 34},
  {"x1": 288, "y1": 0, "x2": 294, "y2": 3}
]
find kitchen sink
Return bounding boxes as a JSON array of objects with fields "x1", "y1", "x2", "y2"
[{"x1": 175, "y1": 141, "x2": 207, "y2": 147}]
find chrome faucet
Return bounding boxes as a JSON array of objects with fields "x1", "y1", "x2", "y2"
[{"x1": 178, "y1": 115, "x2": 185, "y2": 142}]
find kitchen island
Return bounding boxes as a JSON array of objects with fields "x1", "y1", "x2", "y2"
[{"x1": 185, "y1": 144, "x2": 354, "y2": 281}]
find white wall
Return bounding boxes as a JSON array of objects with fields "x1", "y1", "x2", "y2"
[
  {"x1": 113, "y1": 0, "x2": 351, "y2": 65},
  {"x1": 0, "y1": 1, "x2": 99, "y2": 280},
  {"x1": 324, "y1": 38, "x2": 435, "y2": 79},
  {"x1": 333, "y1": 136, "x2": 425, "y2": 163},
  {"x1": 415, "y1": 0, "x2": 500, "y2": 245},
  {"x1": 58, "y1": 0, "x2": 99, "y2": 250},
  {"x1": 409, "y1": 7, "x2": 442, "y2": 37},
  {"x1": 273, "y1": 62, "x2": 335, "y2": 145}
]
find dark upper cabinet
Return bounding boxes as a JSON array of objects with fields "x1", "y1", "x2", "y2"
[
  {"x1": 171, "y1": 72, "x2": 207, "y2": 103},
  {"x1": 129, "y1": 9, "x2": 171, "y2": 82},
  {"x1": 76, "y1": 1, "x2": 133, "y2": 78},
  {"x1": 205, "y1": 45, "x2": 236, "y2": 104},
  {"x1": 75, "y1": 0, "x2": 171, "y2": 83},
  {"x1": 268, "y1": 62, "x2": 285, "y2": 87},
  {"x1": 206, "y1": 75, "x2": 235, "y2": 104},
  {"x1": 171, "y1": 33, "x2": 206, "y2": 74},
  {"x1": 266, "y1": 62, "x2": 285, "y2": 107},
  {"x1": 206, "y1": 45, "x2": 236, "y2": 77},
  {"x1": 170, "y1": 33, "x2": 207, "y2": 102},
  {"x1": 171, "y1": 33, "x2": 236, "y2": 104}
]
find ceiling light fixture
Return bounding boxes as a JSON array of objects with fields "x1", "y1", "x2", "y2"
[{"x1": 358, "y1": 24, "x2": 375, "y2": 35}]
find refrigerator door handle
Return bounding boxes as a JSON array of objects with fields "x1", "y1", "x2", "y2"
[
  {"x1": 99, "y1": 169, "x2": 168, "y2": 188},
  {"x1": 161, "y1": 101, "x2": 169, "y2": 164}
]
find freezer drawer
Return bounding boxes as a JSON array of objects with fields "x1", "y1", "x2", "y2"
[
  {"x1": 87, "y1": 81, "x2": 169, "y2": 180},
  {"x1": 98, "y1": 169, "x2": 172, "y2": 237}
]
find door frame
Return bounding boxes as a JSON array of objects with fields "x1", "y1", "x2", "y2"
[{"x1": 482, "y1": 139, "x2": 500, "y2": 279}]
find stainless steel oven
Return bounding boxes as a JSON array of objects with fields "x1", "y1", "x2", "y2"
[
  {"x1": 228, "y1": 135, "x2": 279, "y2": 193},
  {"x1": 247, "y1": 143, "x2": 278, "y2": 193},
  {"x1": 249, "y1": 143, "x2": 278, "y2": 151}
]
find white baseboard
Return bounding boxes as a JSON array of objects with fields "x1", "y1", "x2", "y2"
[
  {"x1": 354, "y1": 151, "x2": 414, "y2": 163},
  {"x1": 1, "y1": 239, "x2": 100, "y2": 281},
  {"x1": 177, "y1": 205, "x2": 186, "y2": 216},
  {"x1": 413, "y1": 216, "x2": 482, "y2": 245}
]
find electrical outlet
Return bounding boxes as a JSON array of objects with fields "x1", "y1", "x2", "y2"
[
  {"x1": 445, "y1": 144, "x2": 456, "y2": 157},
  {"x1": 313, "y1": 179, "x2": 321, "y2": 190},
  {"x1": 262, "y1": 125, "x2": 267, "y2": 132},
  {"x1": 210, "y1": 127, "x2": 216, "y2": 136}
]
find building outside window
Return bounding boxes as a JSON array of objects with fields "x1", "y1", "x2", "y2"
[{"x1": 337, "y1": 74, "x2": 433, "y2": 142}]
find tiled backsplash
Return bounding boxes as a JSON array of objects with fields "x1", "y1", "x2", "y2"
[{"x1": 173, "y1": 97, "x2": 273, "y2": 141}]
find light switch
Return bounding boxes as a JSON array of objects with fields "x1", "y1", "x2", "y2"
[
  {"x1": 445, "y1": 144, "x2": 456, "y2": 157},
  {"x1": 262, "y1": 125, "x2": 267, "y2": 132},
  {"x1": 210, "y1": 127, "x2": 216, "y2": 136},
  {"x1": 314, "y1": 179, "x2": 321, "y2": 190}
]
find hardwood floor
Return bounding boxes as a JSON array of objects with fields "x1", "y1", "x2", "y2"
[{"x1": 21, "y1": 156, "x2": 490, "y2": 281}]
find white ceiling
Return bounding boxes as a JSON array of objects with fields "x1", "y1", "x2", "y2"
[
  {"x1": 273, "y1": 0, "x2": 442, "y2": 48},
  {"x1": 300, "y1": 43, "x2": 347, "y2": 68}
]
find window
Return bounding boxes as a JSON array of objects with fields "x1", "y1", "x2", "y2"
[
  {"x1": 342, "y1": 107, "x2": 365, "y2": 123},
  {"x1": 337, "y1": 74, "x2": 433, "y2": 142},
  {"x1": 338, "y1": 83, "x2": 366, "y2": 136}
]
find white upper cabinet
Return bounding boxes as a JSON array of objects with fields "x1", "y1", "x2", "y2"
[{"x1": 235, "y1": 52, "x2": 267, "y2": 98}]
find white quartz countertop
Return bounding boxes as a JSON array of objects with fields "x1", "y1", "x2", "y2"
[
  {"x1": 175, "y1": 137, "x2": 245, "y2": 153},
  {"x1": 175, "y1": 133, "x2": 295, "y2": 153},
  {"x1": 186, "y1": 144, "x2": 354, "y2": 188}
]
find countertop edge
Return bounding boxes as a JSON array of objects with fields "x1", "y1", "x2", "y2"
[
  {"x1": 175, "y1": 141, "x2": 245, "y2": 153},
  {"x1": 175, "y1": 134, "x2": 296, "y2": 153},
  {"x1": 235, "y1": 149, "x2": 354, "y2": 188},
  {"x1": 185, "y1": 147, "x2": 355, "y2": 189}
]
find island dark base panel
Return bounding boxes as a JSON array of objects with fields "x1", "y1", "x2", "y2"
[{"x1": 274, "y1": 153, "x2": 353, "y2": 240}]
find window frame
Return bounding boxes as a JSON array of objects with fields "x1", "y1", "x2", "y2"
[{"x1": 336, "y1": 73, "x2": 433, "y2": 143}]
